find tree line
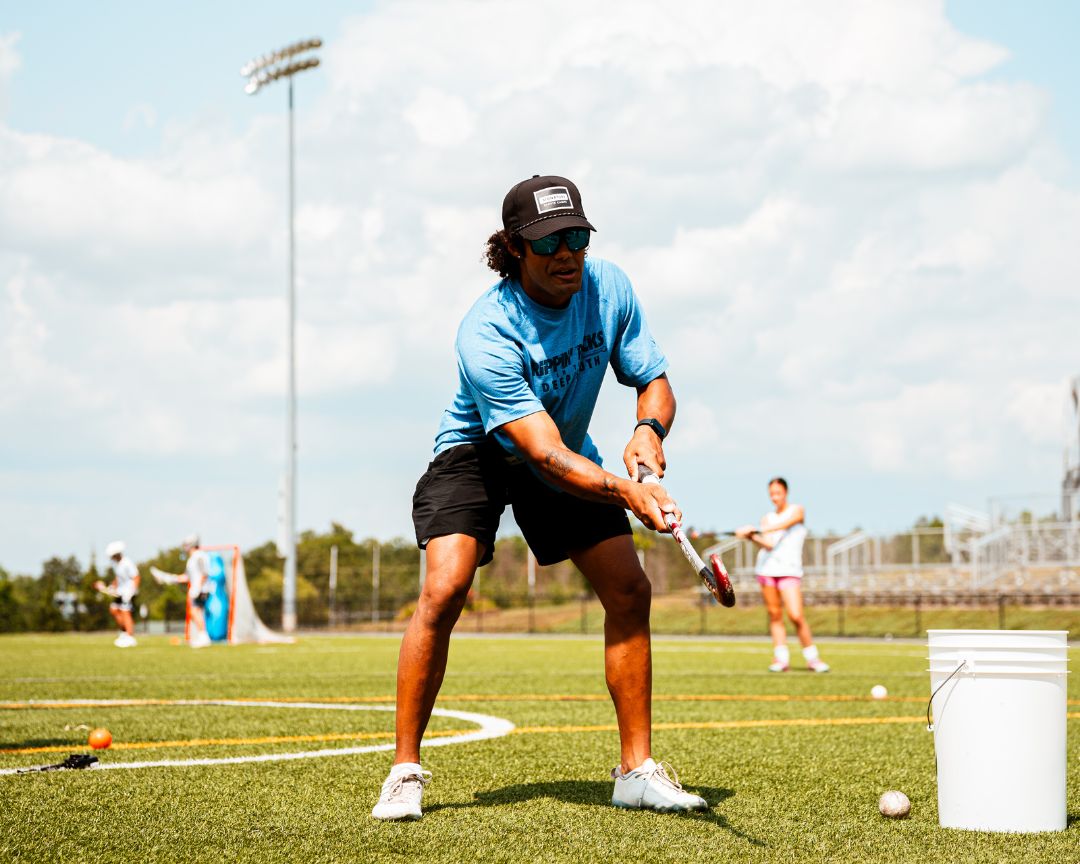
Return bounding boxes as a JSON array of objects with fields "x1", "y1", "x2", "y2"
[{"x1": 0, "y1": 517, "x2": 955, "y2": 632}]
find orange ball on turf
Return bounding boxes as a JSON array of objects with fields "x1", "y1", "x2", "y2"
[{"x1": 88, "y1": 728, "x2": 112, "y2": 750}]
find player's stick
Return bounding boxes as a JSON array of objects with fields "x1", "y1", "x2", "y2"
[
  {"x1": 637, "y1": 465, "x2": 736, "y2": 607},
  {"x1": 15, "y1": 754, "x2": 98, "y2": 775}
]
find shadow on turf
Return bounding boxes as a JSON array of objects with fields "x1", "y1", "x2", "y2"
[
  {"x1": 428, "y1": 781, "x2": 765, "y2": 845},
  {"x1": 1, "y1": 737, "x2": 75, "y2": 749}
]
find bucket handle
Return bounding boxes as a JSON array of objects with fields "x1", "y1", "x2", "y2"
[{"x1": 926, "y1": 660, "x2": 967, "y2": 732}]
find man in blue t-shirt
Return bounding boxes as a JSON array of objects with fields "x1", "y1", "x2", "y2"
[{"x1": 372, "y1": 175, "x2": 708, "y2": 820}]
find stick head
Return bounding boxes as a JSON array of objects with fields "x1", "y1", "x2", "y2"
[{"x1": 709, "y1": 554, "x2": 737, "y2": 607}]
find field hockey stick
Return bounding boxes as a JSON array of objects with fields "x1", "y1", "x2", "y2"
[
  {"x1": 14, "y1": 754, "x2": 99, "y2": 775},
  {"x1": 636, "y1": 465, "x2": 736, "y2": 607}
]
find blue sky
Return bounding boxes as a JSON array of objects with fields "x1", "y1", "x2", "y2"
[
  {"x1": 4, "y1": 3, "x2": 349, "y2": 153},
  {"x1": 1, "y1": 1, "x2": 1078, "y2": 574}
]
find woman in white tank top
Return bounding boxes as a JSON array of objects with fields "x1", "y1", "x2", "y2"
[{"x1": 736, "y1": 477, "x2": 829, "y2": 673}]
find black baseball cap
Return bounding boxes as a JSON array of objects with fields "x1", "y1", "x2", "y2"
[{"x1": 502, "y1": 175, "x2": 597, "y2": 240}]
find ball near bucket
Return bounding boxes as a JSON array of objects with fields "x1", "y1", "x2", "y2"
[{"x1": 927, "y1": 629, "x2": 1068, "y2": 833}]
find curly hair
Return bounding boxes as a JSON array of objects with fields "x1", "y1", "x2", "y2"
[{"x1": 483, "y1": 229, "x2": 522, "y2": 280}]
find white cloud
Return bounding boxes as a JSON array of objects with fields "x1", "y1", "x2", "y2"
[
  {"x1": 818, "y1": 82, "x2": 1045, "y2": 173},
  {"x1": 1005, "y1": 380, "x2": 1070, "y2": 447},
  {"x1": 0, "y1": 127, "x2": 279, "y2": 297},
  {"x1": 402, "y1": 88, "x2": 476, "y2": 148}
]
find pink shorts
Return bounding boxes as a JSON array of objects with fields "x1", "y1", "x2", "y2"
[{"x1": 756, "y1": 575, "x2": 801, "y2": 590}]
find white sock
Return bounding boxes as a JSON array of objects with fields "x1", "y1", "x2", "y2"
[
  {"x1": 802, "y1": 645, "x2": 820, "y2": 663},
  {"x1": 625, "y1": 757, "x2": 656, "y2": 776},
  {"x1": 389, "y1": 761, "x2": 422, "y2": 777},
  {"x1": 774, "y1": 645, "x2": 790, "y2": 666}
]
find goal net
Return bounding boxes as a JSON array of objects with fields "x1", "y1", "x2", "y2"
[{"x1": 189, "y1": 545, "x2": 293, "y2": 645}]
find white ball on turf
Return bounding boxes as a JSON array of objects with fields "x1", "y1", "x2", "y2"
[
  {"x1": 871, "y1": 684, "x2": 888, "y2": 700},
  {"x1": 879, "y1": 790, "x2": 911, "y2": 819}
]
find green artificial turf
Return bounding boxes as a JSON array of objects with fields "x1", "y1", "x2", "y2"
[
  {"x1": 441, "y1": 595, "x2": 1080, "y2": 639},
  {"x1": 0, "y1": 633, "x2": 1076, "y2": 863}
]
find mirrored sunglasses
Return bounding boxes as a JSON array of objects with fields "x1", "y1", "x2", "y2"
[{"x1": 527, "y1": 228, "x2": 591, "y2": 256}]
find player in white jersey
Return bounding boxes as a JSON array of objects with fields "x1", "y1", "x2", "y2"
[
  {"x1": 150, "y1": 534, "x2": 212, "y2": 647},
  {"x1": 736, "y1": 478, "x2": 829, "y2": 673},
  {"x1": 181, "y1": 535, "x2": 213, "y2": 648},
  {"x1": 95, "y1": 541, "x2": 140, "y2": 648}
]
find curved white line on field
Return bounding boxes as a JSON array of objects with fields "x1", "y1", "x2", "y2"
[{"x1": 0, "y1": 700, "x2": 514, "y2": 775}]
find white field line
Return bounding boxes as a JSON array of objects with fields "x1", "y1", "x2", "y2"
[{"x1": 0, "y1": 700, "x2": 514, "y2": 775}]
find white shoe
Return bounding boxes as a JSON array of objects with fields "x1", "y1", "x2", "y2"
[
  {"x1": 114, "y1": 633, "x2": 136, "y2": 648},
  {"x1": 371, "y1": 763, "x2": 432, "y2": 821},
  {"x1": 768, "y1": 661, "x2": 789, "y2": 672},
  {"x1": 190, "y1": 631, "x2": 211, "y2": 649},
  {"x1": 808, "y1": 659, "x2": 830, "y2": 673},
  {"x1": 611, "y1": 758, "x2": 708, "y2": 812}
]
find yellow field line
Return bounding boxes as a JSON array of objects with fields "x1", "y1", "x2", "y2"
[
  {"x1": 0, "y1": 697, "x2": 400, "y2": 710},
  {"x1": 519, "y1": 712, "x2": 1080, "y2": 734},
  {"x1": 0, "y1": 729, "x2": 472, "y2": 757},
  {"x1": 516, "y1": 716, "x2": 928, "y2": 734},
  {"x1": 1, "y1": 699, "x2": 190, "y2": 710}
]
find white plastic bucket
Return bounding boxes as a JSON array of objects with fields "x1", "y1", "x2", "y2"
[{"x1": 927, "y1": 629, "x2": 1068, "y2": 833}]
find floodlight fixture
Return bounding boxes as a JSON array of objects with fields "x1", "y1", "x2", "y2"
[
  {"x1": 241, "y1": 37, "x2": 323, "y2": 88},
  {"x1": 244, "y1": 57, "x2": 321, "y2": 95}
]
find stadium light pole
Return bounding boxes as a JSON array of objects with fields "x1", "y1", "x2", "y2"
[{"x1": 242, "y1": 38, "x2": 321, "y2": 633}]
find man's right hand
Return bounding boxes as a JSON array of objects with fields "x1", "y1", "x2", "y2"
[
  {"x1": 500, "y1": 410, "x2": 681, "y2": 532},
  {"x1": 625, "y1": 479, "x2": 681, "y2": 532}
]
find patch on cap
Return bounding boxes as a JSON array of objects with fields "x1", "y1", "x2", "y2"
[{"x1": 533, "y1": 186, "x2": 573, "y2": 215}]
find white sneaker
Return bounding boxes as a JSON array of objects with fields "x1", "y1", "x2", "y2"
[
  {"x1": 189, "y1": 631, "x2": 211, "y2": 649},
  {"x1": 808, "y1": 659, "x2": 830, "y2": 673},
  {"x1": 371, "y1": 763, "x2": 432, "y2": 821},
  {"x1": 114, "y1": 633, "x2": 136, "y2": 648},
  {"x1": 611, "y1": 758, "x2": 708, "y2": 812},
  {"x1": 768, "y1": 660, "x2": 789, "y2": 672}
]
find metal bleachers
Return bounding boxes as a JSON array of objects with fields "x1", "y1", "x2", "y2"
[{"x1": 704, "y1": 514, "x2": 1080, "y2": 596}]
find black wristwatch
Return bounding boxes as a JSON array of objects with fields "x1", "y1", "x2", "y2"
[{"x1": 634, "y1": 417, "x2": 668, "y2": 440}]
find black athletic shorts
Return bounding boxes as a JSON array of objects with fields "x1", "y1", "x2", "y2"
[
  {"x1": 192, "y1": 592, "x2": 209, "y2": 609},
  {"x1": 412, "y1": 439, "x2": 632, "y2": 567}
]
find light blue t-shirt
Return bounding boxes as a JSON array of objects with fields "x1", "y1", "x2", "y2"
[{"x1": 433, "y1": 257, "x2": 668, "y2": 466}]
